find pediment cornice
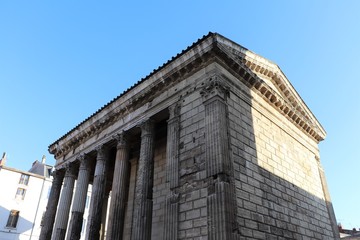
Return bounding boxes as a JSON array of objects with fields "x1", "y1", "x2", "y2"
[{"x1": 212, "y1": 37, "x2": 326, "y2": 142}]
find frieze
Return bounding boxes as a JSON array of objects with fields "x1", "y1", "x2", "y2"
[{"x1": 50, "y1": 51, "x2": 215, "y2": 160}]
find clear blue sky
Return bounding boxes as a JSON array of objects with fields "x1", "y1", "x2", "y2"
[{"x1": 1, "y1": 1, "x2": 359, "y2": 230}]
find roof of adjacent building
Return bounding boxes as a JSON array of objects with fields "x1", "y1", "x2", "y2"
[{"x1": 28, "y1": 160, "x2": 53, "y2": 178}]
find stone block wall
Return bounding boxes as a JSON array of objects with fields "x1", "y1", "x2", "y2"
[
  {"x1": 121, "y1": 65, "x2": 336, "y2": 239},
  {"x1": 227, "y1": 74, "x2": 335, "y2": 239}
]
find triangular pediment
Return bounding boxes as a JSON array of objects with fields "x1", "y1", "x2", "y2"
[{"x1": 211, "y1": 33, "x2": 326, "y2": 142}]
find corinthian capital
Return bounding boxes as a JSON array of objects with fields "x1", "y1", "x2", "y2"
[
  {"x1": 77, "y1": 153, "x2": 91, "y2": 171},
  {"x1": 200, "y1": 75, "x2": 230, "y2": 101},
  {"x1": 113, "y1": 131, "x2": 128, "y2": 149},
  {"x1": 137, "y1": 119, "x2": 155, "y2": 137},
  {"x1": 168, "y1": 103, "x2": 180, "y2": 120}
]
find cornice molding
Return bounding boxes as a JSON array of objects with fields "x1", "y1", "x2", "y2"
[
  {"x1": 49, "y1": 33, "x2": 326, "y2": 160},
  {"x1": 50, "y1": 47, "x2": 216, "y2": 159}
]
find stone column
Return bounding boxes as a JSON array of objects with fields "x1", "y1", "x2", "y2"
[
  {"x1": 39, "y1": 170, "x2": 65, "y2": 240},
  {"x1": 85, "y1": 145, "x2": 109, "y2": 240},
  {"x1": 100, "y1": 192, "x2": 110, "y2": 240},
  {"x1": 107, "y1": 132, "x2": 130, "y2": 239},
  {"x1": 131, "y1": 120, "x2": 155, "y2": 240},
  {"x1": 317, "y1": 158, "x2": 340, "y2": 240},
  {"x1": 123, "y1": 158, "x2": 138, "y2": 239},
  {"x1": 201, "y1": 76, "x2": 237, "y2": 240},
  {"x1": 163, "y1": 104, "x2": 180, "y2": 240},
  {"x1": 67, "y1": 155, "x2": 91, "y2": 240},
  {"x1": 52, "y1": 164, "x2": 77, "y2": 240}
]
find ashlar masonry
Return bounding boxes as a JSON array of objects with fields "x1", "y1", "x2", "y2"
[{"x1": 41, "y1": 33, "x2": 339, "y2": 240}]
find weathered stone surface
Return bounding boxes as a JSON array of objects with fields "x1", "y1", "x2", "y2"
[
  {"x1": 67, "y1": 211, "x2": 83, "y2": 240},
  {"x1": 67, "y1": 155, "x2": 91, "y2": 240},
  {"x1": 131, "y1": 120, "x2": 155, "y2": 240},
  {"x1": 52, "y1": 164, "x2": 77, "y2": 240},
  {"x1": 107, "y1": 132, "x2": 130, "y2": 239},
  {"x1": 45, "y1": 33, "x2": 338, "y2": 240},
  {"x1": 85, "y1": 145, "x2": 108, "y2": 240}
]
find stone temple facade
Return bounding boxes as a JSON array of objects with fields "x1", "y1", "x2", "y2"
[{"x1": 41, "y1": 33, "x2": 339, "y2": 240}]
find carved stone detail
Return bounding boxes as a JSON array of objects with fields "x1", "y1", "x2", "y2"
[
  {"x1": 113, "y1": 131, "x2": 128, "y2": 150},
  {"x1": 163, "y1": 190, "x2": 180, "y2": 240},
  {"x1": 166, "y1": 103, "x2": 180, "y2": 189},
  {"x1": 200, "y1": 75, "x2": 230, "y2": 101}
]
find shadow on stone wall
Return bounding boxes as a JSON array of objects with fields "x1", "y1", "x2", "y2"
[{"x1": 226, "y1": 56, "x2": 339, "y2": 239}]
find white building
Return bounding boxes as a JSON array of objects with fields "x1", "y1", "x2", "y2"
[
  {"x1": 0, "y1": 153, "x2": 94, "y2": 240},
  {"x1": 0, "y1": 154, "x2": 53, "y2": 240}
]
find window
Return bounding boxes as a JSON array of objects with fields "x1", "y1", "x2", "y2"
[
  {"x1": 19, "y1": 174, "x2": 30, "y2": 185},
  {"x1": 6, "y1": 210, "x2": 19, "y2": 228},
  {"x1": 15, "y1": 188, "x2": 26, "y2": 200}
]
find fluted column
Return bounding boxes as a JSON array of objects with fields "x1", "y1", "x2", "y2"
[
  {"x1": 163, "y1": 104, "x2": 180, "y2": 240},
  {"x1": 131, "y1": 120, "x2": 155, "y2": 240},
  {"x1": 86, "y1": 145, "x2": 109, "y2": 240},
  {"x1": 123, "y1": 158, "x2": 138, "y2": 239},
  {"x1": 201, "y1": 76, "x2": 238, "y2": 239},
  {"x1": 107, "y1": 132, "x2": 130, "y2": 239},
  {"x1": 67, "y1": 155, "x2": 91, "y2": 240},
  {"x1": 53, "y1": 164, "x2": 77, "y2": 240},
  {"x1": 39, "y1": 170, "x2": 65, "y2": 240}
]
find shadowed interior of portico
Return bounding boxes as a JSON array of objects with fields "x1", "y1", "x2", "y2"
[{"x1": 81, "y1": 110, "x2": 169, "y2": 189}]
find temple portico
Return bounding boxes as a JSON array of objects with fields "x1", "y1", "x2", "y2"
[{"x1": 41, "y1": 33, "x2": 339, "y2": 239}]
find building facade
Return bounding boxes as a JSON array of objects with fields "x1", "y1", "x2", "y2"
[
  {"x1": 42, "y1": 33, "x2": 339, "y2": 239},
  {"x1": 0, "y1": 156, "x2": 53, "y2": 240}
]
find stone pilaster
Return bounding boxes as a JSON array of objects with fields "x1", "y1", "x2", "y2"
[
  {"x1": 86, "y1": 145, "x2": 109, "y2": 240},
  {"x1": 67, "y1": 154, "x2": 91, "y2": 240},
  {"x1": 39, "y1": 170, "x2": 65, "y2": 240},
  {"x1": 166, "y1": 104, "x2": 180, "y2": 188},
  {"x1": 163, "y1": 192, "x2": 179, "y2": 240},
  {"x1": 201, "y1": 77, "x2": 231, "y2": 177},
  {"x1": 317, "y1": 158, "x2": 340, "y2": 240},
  {"x1": 207, "y1": 177, "x2": 236, "y2": 240},
  {"x1": 52, "y1": 164, "x2": 77, "y2": 240},
  {"x1": 163, "y1": 104, "x2": 180, "y2": 239},
  {"x1": 131, "y1": 120, "x2": 155, "y2": 240},
  {"x1": 107, "y1": 132, "x2": 130, "y2": 239},
  {"x1": 201, "y1": 76, "x2": 237, "y2": 240}
]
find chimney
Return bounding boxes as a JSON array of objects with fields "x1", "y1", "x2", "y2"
[
  {"x1": 0, "y1": 152, "x2": 7, "y2": 166},
  {"x1": 42, "y1": 155, "x2": 46, "y2": 164}
]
